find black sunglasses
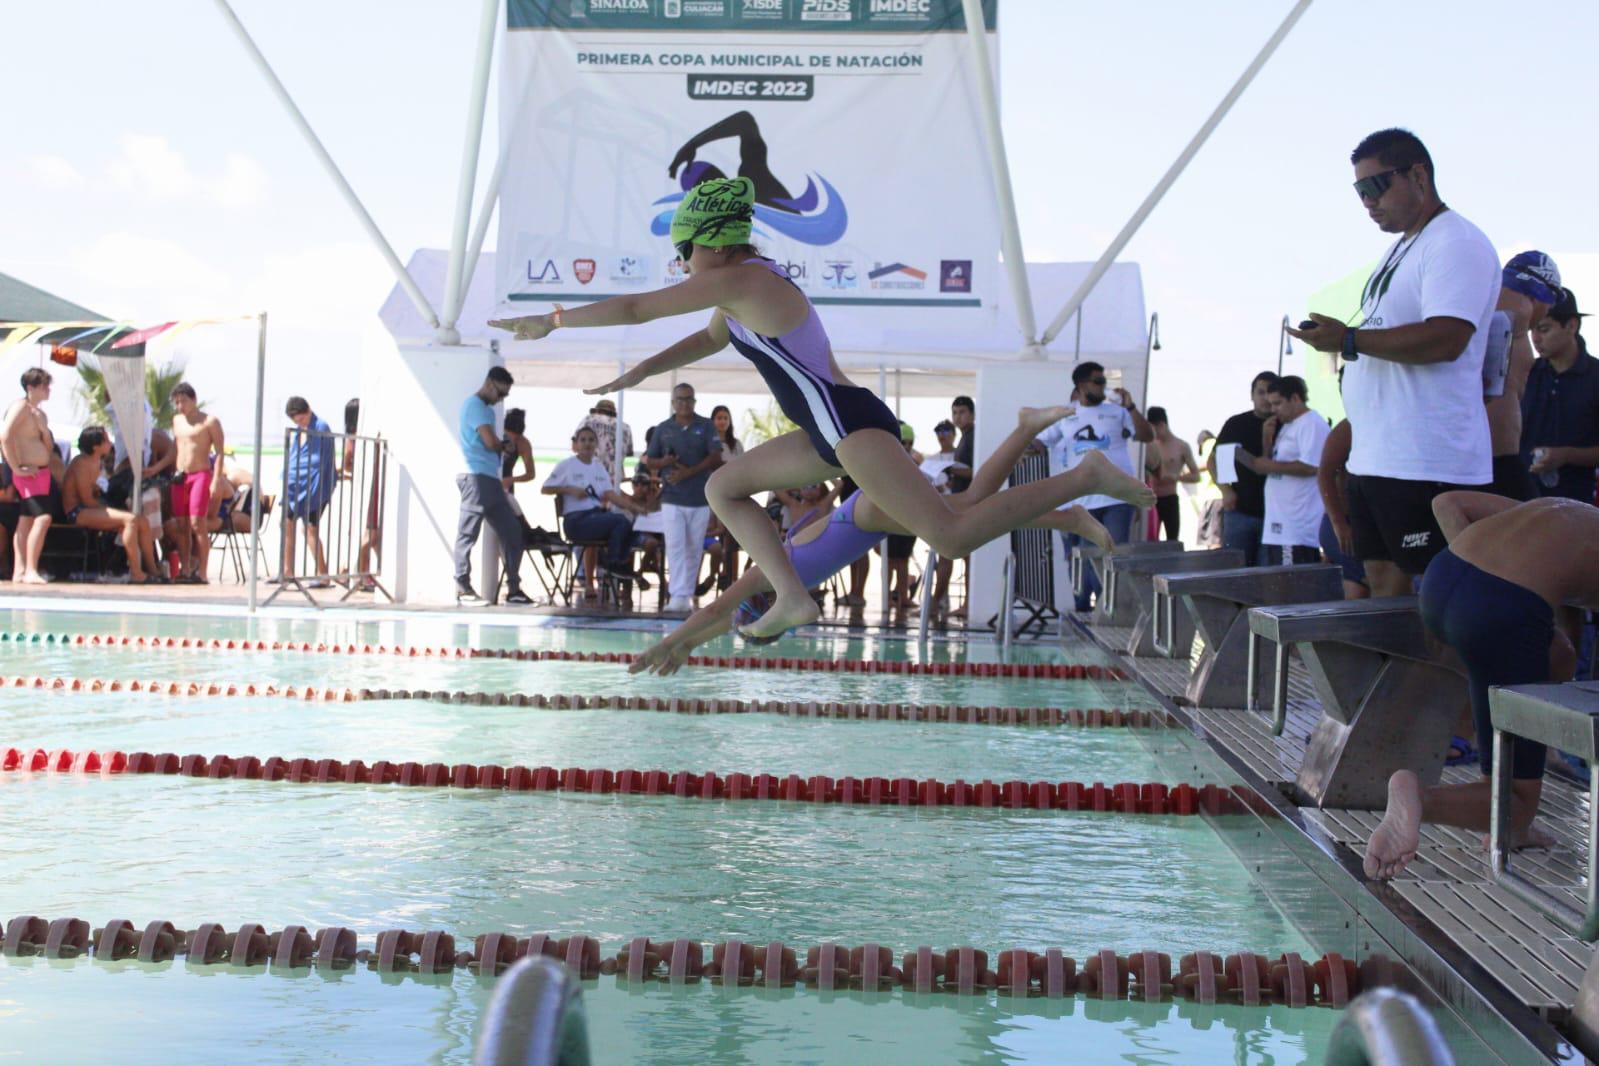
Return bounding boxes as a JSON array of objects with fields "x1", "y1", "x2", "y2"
[
  {"x1": 674, "y1": 241, "x2": 693, "y2": 263},
  {"x1": 1352, "y1": 165, "x2": 1413, "y2": 202}
]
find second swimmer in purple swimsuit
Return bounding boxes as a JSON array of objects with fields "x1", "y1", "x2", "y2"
[
  {"x1": 492, "y1": 178, "x2": 1153, "y2": 643},
  {"x1": 629, "y1": 406, "x2": 1112, "y2": 676}
]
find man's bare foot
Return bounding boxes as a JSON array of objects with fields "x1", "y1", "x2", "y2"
[
  {"x1": 738, "y1": 591, "x2": 820, "y2": 640},
  {"x1": 21, "y1": 572, "x2": 47, "y2": 585},
  {"x1": 1480, "y1": 823, "x2": 1558, "y2": 853},
  {"x1": 1364, "y1": 770, "x2": 1422, "y2": 880},
  {"x1": 1076, "y1": 450, "x2": 1158, "y2": 509},
  {"x1": 1019, "y1": 405, "x2": 1074, "y2": 435}
]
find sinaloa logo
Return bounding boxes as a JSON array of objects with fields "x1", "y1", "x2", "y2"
[
  {"x1": 801, "y1": 0, "x2": 852, "y2": 22},
  {"x1": 589, "y1": 0, "x2": 649, "y2": 12}
]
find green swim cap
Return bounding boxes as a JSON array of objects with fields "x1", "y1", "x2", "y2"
[
  {"x1": 898, "y1": 421, "x2": 915, "y2": 445},
  {"x1": 670, "y1": 177, "x2": 756, "y2": 249}
]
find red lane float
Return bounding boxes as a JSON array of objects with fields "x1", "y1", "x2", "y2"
[
  {"x1": 0, "y1": 915, "x2": 1378, "y2": 1005},
  {"x1": 1, "y1": 747, "x2": 1254, "y2": 816},
  {"x1": 34, "y1": 631, "x2": 1128, "y2": 680}
]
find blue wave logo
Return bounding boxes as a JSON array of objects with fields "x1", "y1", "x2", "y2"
[{"x1": 651, "y1": 170, "x2": 848, "y2": 247}]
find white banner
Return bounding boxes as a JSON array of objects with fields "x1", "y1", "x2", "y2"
[{"x1": 497, "y1": 0, "x2": 1001, "y2": 330}]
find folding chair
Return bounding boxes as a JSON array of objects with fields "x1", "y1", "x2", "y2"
[
  {"x1": 210, "y1": 489, "x2": 273, "y2": 584},
  {"x1": 552, "y1": 497, "x2": 626, "y2": 608}
]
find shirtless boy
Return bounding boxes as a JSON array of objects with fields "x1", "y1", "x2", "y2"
[
  {"x1": 168, "y1": 382, "x2": 225, "y2": 583},
  {"x1": 0, "y1": 368, "x2": 59, "y2": 583},
  {"x1": 1364, "y1": 493, "x2": 1596, "y2": 879},
  {"x1": 63, "y1": 426, "x2": 160, "y2": 583}
]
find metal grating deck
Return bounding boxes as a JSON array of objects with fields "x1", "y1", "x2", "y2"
[{"x1": 1080, "y1": 609, "x2": 1596, "y2": 1034}]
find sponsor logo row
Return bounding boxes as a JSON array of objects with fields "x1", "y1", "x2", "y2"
[
  {"x1": 571, "y1": 1, "x2": 937, "y2": 24},
  {"x1": 525, "y1": 255, "x2": 971, "y2": 293}
]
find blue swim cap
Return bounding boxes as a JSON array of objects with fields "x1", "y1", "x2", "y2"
[
  {"x1": 1503, "y1": 251, "x2": 1561, "y2": 306},
  {"x1": 733, "y1": 593, "x2": 783, "y2": 646}
]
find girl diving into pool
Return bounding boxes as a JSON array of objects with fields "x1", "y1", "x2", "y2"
[
  {"x1": 627, "y1": 406, "x2": 1113, "y2": 676},
  {"x1": 489, "y1": 177, "x2": 1153, "y2": 640}
]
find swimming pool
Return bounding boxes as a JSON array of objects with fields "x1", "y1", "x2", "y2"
[{"x1": 0, "y1": 609, "x2": 1498, "y2": 1062}]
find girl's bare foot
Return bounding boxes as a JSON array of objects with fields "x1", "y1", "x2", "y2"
[
  {"x1": 21, "y1": 572, "x2": 48, "y2": 585},
  {"x1": 1364, "y1": 770, "x2": 1422, "y2": 880},
  {"x1": 1019, "y1": 405, "x2": 1074, "y2": 435},
  {"x1": 738, "y1": 591, "x2": 820, "y2": 640},
  {"x1": 1059, "y1": 506, "x2": 1113, "y2": 551},
  {"x1": 1078, "y1": 450, "x2": 1157, "y2": 509}
]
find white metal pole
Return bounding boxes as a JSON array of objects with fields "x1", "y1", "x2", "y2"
[
  {"x1": 959, "y1": 0, "x2": 1039, "y2": 351},
  {"x1": 247, "y1": 312, "x2": 267, "y2": 612},
  {"x1": 1040, "y1": 0, "x2": 1314, "y2": 345},
  {"x1": 442, "y1": 0, "x2": 501, "y2": 333},
  {"x1": 210, "y1": 0, "x2": 440, "y2": 329},
  {"x1": 458, "y1": 144, "x2": 508, "y2": 319}
]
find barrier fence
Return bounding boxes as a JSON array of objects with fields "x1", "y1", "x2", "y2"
[{"x1": 267, "y1": 428, "x2": 388, "y2": 605}]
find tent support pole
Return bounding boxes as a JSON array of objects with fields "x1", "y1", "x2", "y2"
[
  {"x1": 210, "y1": 0, "x2": 440, "y2": 329},
  {"x1": 1040, "y1": 0, "x2": 1313, "y2": 345},
  {"x1": 958, "y1": 0, "x2": 1039, "y2": 352},
  {"x1": 442, "y1": 0, "x2": 501, "y2": 335},
  {"x1": 457, "y1": 41, "x2": 542, "y2": 314},
  {"x1": 248, "y1": 311, "x2": 268, "y2": 613}
]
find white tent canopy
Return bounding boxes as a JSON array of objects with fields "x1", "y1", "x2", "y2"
[{"x1": 377, "y1": 250, "x2": 1148, "y2": 396}]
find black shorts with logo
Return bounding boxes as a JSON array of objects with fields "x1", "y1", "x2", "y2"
[{"x1": 1345, "y1": 473, "x2": 1476, "y2": 576}]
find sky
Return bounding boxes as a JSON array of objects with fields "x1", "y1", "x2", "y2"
[{"x1": 4, "y1": 0, "x2": 1598, "y2": 453}]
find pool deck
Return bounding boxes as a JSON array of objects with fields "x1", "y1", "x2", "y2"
[{"x1": 1080, "y1": 619, "x2": 1591, "y2": 1064}]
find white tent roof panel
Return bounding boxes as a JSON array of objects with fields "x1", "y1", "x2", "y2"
[{"x1": 377, "y1": 250, "x2": 1147, "y2": 395}]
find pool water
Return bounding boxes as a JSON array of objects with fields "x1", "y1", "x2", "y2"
[{"x1": 0, "y1": 609, "x2": 1492, "y2": 1063}]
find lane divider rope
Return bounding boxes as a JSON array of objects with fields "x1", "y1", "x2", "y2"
[
  {"x1": 1, "y1": 746, "x2": 1247, "y2": 814},
  {"x1": 0, "y1": 674, "x2": 1168, "y2": 727},
  {"x1": 0, "y1": 915, "x2": 1378, "y2": 1007},
  {"x1": 0, "y1": 632, "x2": 1127, "y2": 680}
]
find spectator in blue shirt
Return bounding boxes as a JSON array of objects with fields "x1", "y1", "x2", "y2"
[
  {"x1": 282, "y1": 396, "x2": 336, "y2": 587},
  {"x1": 453, "y1": 367, "x2": 529, "y2": 605}
]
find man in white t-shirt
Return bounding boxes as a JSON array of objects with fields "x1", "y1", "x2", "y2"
[
  {"x1": 1036, "y1": 360, "x2": 1153, "y2": 611},
  {"x1": 541, "y1": 426, "x2": 646, "y2": 592},
  {"x1": 1237, "y1": 376, "x2": 1330, "y2": 566},
  {"x1": 1288, "y1": 127, "x2": 1498, "y2": 597}
]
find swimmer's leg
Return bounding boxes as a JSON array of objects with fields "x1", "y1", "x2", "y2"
[
  {"x1": 836, "y1": 430, "x2": 1153, "y2": 561},
  {"x1": 705, "y1": 430, "x2": 838, "y2": 639}
]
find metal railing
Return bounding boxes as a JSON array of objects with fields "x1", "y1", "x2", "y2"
[
  {"x1": 916, "y1": 546, "x2": 939, "y2": 655},
  {"x1": 997, "y1": 552, "x2": 1017, "y2": 660},
  {"x1": 1324, "y1": 989, "x2": 1454, "y2": 1066},
  {"x1": 266, "y1": 427, "x2": 389, "y2": 606},
  {"x1": 473, "y1": 957, "x2": 591, "y2": 1066}
]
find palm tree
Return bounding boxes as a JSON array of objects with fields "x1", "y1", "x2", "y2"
[
  {"x1": 741, "y1": 401, "x2": 797, "y2": 446},
  {"x1": 75, "y1": 360, "x2": 195, "y2": 431}
]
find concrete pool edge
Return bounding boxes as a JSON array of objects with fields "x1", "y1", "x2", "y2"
[{"x1": 1071, "y1": 614, "x2": 1578, "y2": 1065}]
